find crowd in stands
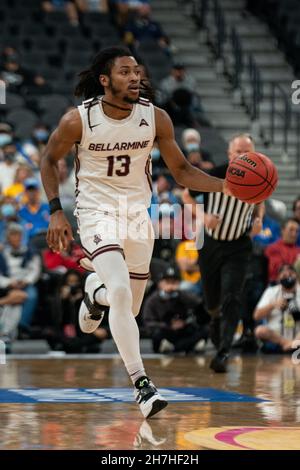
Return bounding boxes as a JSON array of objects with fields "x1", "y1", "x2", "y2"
[{"x1": 1, "y1": 0, "x2": 300, "y2": 355}]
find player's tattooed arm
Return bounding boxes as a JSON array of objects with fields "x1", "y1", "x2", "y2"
[
  {"x1": 154, "y1": 107, "x2": 224, "y2": 193},
  {"x1": 41, "y1": 108, "x2": 81, "y2": 252}
]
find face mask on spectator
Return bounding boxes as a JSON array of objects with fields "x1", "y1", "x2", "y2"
[
  {"x1": 280, "y1": 277, "x2": 296, "y2": 289},
  {"x1": 1, "y1": 203, "x2": 16, "y2": 218},
  {"x1": 159, "y1": 289, "x2": 179, "y2": 300},
  {"x1": 151, "y1": 148, "x2": 160, "y2": 161},
  {"x1": 33, "y1": 130, "x2": 49, "y2": 142},
  {"x1": 4, "y1": 151, "x2": 16, "y2": 162},
  {"x1": 0, "y1": 133, "x2": 12, "y2": 147},
  {"x1": 185, "y1": 143, "x2": 200, "y2": 152}
]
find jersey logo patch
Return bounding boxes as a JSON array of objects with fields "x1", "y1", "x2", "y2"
[
  {"x1": 93, "y1": 234, "x2": 102, "y2": 245},
  {"x1": 139, "y1": 119, "x2": 149, "y2": 127}
]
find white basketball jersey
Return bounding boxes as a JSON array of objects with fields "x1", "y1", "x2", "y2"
[{"x1": 76, "y1": 96, "x2": 155, "y2": 213}]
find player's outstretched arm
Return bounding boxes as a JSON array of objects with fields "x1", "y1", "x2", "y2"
[
  {"x1": 40, "y1": 108, "x2": 82, "y2": 252},
  {"x1": 155, "y1": 107, "x2": 226, "y2": 193}
]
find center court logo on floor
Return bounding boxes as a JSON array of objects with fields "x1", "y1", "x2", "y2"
[{"x1": 184, "y1": 427, "x2": 300, "y2": 450}]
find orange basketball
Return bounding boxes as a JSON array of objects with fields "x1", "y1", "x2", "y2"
[{"x1": 225, "y1": 152, "x2": 278, "y2": 204}]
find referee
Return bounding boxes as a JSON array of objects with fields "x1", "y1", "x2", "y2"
[{"x1": 188, "y1": 134, "x2": 264, "y2": 372}]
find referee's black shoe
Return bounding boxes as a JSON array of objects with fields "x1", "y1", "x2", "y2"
[{"x1": 210, "y1": 351, "x2": 229, "y2": 373}]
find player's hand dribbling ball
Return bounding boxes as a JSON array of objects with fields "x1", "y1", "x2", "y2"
[{"x1": 225, "y1": 151, "x2": 278, "y2": 204}]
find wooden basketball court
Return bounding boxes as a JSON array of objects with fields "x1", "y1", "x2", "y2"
[{"x1": 0, "y1": 354, "x2": 300, "y2": 450}]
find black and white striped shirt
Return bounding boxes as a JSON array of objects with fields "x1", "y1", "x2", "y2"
[{"x1": 190, "y1": 163, "x2": 255, "y2": 242}]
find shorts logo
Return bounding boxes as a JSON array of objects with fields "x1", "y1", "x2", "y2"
[
  {"x1": 139, "y1": 119, "x2": 149, "y2": 127},
  {"x1": 93, "y1": 234, "x2": 102, "y2": 245}
]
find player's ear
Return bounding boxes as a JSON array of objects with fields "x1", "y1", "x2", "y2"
[{"x1": 99, "y1": 74, "x2": 109, "y2": 87}]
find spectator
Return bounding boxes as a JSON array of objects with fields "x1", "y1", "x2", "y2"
[
  {"x1": 0, "y1": 287, "x2": 27, "y2": 344},
  {"x1": 1, "y1": 46, "x2": 20, "y2": 66},
  {"x1": 0, "y1": 123, "x2": 13, "y2": 151},
  {"x1": 235, "y1": 212, "x2": 280, "y2": 352},
  {"x1": 151, "y1": 172, "x2": 178, "y2": 206},
  {"x1": 254, "y1": 264, "x2": 300, "y2": 352},
  {"x1": 20, "y1": 124, "x2": 51, "y2": 170},
  {"x1": 0, "y1": 223, "x2": 41, "y2": 332},
  {"x1": 59, "y1": 269, "x2": 85, "y2": 337},
  {"x1": 18, "y1": 178, "x2": 50, "y2": 241},
  {"x1": 152, "y1": 204, "x2": 180, "y2": 264},
  {"x1": 265, "y1": 218, "x2": 300, "y2": 283},
  {"x1": 0, "y1": 143, "x2": 19, "y2": 193},
  {"x1": 181, "y1": 128, "x2": 213, "y2": 165},
  {"x1": 159, "y1": 66, "x2": 209, "y2": 126},
  {"x1": 0, "y1": 57, "x2": 33, "y2": 94},
  {"x1": 78, "y1": 0, "x2": 108, "y2": 12},
  {"x1": 3, "y1": 164, "x2": 33, "y2": 201},
  {"x1": 160, "y1": 63, "x2": 197, "y2": 101},
  {"x1": 252, "y1": 213, "x2": 281, "y2": 247},
  {"x1": 175, "y1": 239, "x2": 202, "y2": 295},
  {"x1": 43, "y1": 241, "x2": 85, "y2": 274},
  {"x1": 143, "y1": 265, "x2": 209, "y2": 353},
  {"x1": 0, "y1": 197, "x2": 25, "y2": 245},
  {"x1": 23, "y1": 74, "x2": 52, "y2": 98},
  {"x1": 123, "y1": 4, "x2": 170, "y2": 55},
  {"x1": 42, "y1": 0, "x2": 82, "y2": 27},
  {"x1": 114, "y1": 0, "x2": 150, "y2": 27}
]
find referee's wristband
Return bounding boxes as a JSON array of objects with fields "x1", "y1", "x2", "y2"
[{"x1": 49, "y1": 197, "x2": 63, "y2": 215}]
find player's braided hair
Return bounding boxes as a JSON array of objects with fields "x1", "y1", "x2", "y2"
[
  {"x1": 74, "y1": 47, "x2": 155, "y2": 130},
  {"x1": 74, "y1": 46, "x2": 132, "y2": 100},
  {"x1": 74, "y1": 46, "x2": 155, "y2": 102}
]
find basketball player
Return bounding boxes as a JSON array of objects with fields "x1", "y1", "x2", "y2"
[{"x1": 41, "y1": 46, "x2": 228, "y2": 418}]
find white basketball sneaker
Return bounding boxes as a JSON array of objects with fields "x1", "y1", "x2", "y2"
[
  {"x1": 79, "y1": 273, "x2": 109, "y2": 334},
  {"x1": 134, "y1": 377, "x2": 168, "y2": 419}
]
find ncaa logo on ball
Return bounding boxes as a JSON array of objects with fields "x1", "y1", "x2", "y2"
[{"x1": 228, "y1": 167, "x2": 245, "y2": 178}]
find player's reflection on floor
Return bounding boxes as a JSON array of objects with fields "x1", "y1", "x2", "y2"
[{"x1": 133, "y1": 421, "x2": 167, "y2": 449}]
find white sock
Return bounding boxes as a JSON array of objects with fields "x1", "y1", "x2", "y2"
[
  {"x1": 91, "y1": 251, "x2": 145, "y2": 377},
  {"x1": 127, "y1": 362, "x2": 147, "y2": 386}
]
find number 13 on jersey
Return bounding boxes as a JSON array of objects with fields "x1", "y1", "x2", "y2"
[{"x1": 107, "y1": 155, "x2": 131, "y2": 177}]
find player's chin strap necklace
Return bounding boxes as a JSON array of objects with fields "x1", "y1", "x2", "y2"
[
  {"x1": 87, "y1": 97, "x2": 133, "y2": 132},
  {"x1": 102, "y1": 99, "x2": 133, "y2": 112}
]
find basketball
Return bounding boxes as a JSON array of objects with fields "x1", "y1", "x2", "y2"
[{"x1": 225, "y1": 152, "x2": 278, "y2": 204}]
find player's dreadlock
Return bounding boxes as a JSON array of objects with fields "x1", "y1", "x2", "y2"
[
  {"x1": 74, "y1": 46, "x2": 133, "y2": 100},
  {"x1": 75, "y1": 46, "x2": 132, "y2": 130},
  {"x1": 137, "y1": 61, "x2": 156, "y2": 103}
]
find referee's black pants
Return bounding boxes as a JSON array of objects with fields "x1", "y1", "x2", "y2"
[{"x1": 199, "y1": 234, "x2": 252, "y2": 354}]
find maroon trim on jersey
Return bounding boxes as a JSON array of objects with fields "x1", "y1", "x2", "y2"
[
  {"x1": 145, "y1": 155, "x2": 152, "y2": 191},
  {"x1": 129, "y1": 272, "x2": 150, "y2": 280},
  {"x1": 138, "y1": 98, "x2": 150, "y2": 107},
  {"x1": 74, "y1": 145, "x2": 80, "y2": 198},
  {"x1": 83, "y1": 97, "x2": 99, "y2": 109}
]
